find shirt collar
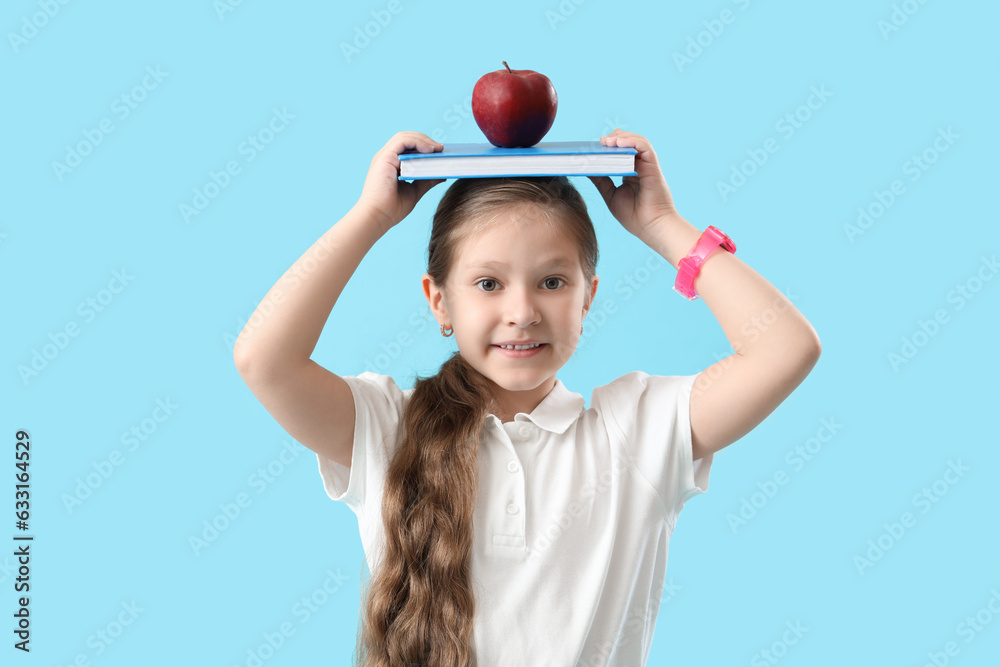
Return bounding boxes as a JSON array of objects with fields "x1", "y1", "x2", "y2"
[{"x1": 486, "y1": 378, "x2": 585, "y2": 435}]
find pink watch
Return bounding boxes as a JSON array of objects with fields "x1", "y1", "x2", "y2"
[{"x1": 673, "y1": 225, "x2": 736, "y2": 300}]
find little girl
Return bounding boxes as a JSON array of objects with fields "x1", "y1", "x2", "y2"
[{"x1": 234, "y1": 129, "x2": 821, "y2": 667}]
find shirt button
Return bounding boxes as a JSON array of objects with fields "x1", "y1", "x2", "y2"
[
  {"x1": 507, "y1": 461, "x2": 519, "y2": 473},
  {"x1": 519, "y1": 425, "x2": 530, "y2": 438},
  {"x1": 506, "y1": 504, "x2": 519, "y2": 515}
]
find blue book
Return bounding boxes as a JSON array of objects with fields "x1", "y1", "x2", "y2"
[{"x1": 398, "y1": 140, "x2": 637, "y2": 180}]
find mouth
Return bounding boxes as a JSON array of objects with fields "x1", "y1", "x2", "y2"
[{"x1": 493, "y1": 343, "x2": 547, "y2": 358}]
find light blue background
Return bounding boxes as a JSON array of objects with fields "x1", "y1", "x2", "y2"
[{"x1": 5, "y1": 1, "x2": 999, "y2": 665}]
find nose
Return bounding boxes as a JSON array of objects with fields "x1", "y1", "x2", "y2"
[{"x1": 503, "y1": 284, "x2": 541, "y2": 328}]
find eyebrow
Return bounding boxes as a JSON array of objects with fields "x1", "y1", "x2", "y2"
[{"x1": 467, "y1": 258, "x2": 575, "y2": 271}]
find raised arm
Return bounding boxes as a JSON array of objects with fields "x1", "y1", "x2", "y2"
[
  {"x1": 232, "y1": 204, "x2": 387, "y2": 467},
  {"x1": 640, "y1": 213, "x2": 821, "y2": 461},
  {"x1": 233, "y1": 131, "x2": 444, "y2": 467},
  {"x1": 234, "y1": 205, "x2": 383, "y2": 373},
  {"x1": 589, "y1": 129, "x2": 821, "y2": 462}
]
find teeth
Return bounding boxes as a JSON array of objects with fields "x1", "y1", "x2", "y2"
[{"x1": 499, "y1": 343, "x2": 541, "y2": 350}]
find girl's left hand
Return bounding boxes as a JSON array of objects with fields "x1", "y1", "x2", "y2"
[{"x1": 588, "y1": 129, "x2": 679, "y2": 239}]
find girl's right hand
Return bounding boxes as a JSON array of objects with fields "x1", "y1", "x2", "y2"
[{"x1": 356, "y1": 131, "x2": 446, "y2": 233}]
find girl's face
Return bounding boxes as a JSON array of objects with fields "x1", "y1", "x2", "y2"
[{"x1": 422, "y1": 205, "x2": 599, "y2": 420}]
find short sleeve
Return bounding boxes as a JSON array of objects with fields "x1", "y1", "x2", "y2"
[
  {"x1": 595, "y1": 370, "x2": 713, "y2": 525},
  {"x1": 315, "y1": 371, "x2": 408, "y2": 515}
]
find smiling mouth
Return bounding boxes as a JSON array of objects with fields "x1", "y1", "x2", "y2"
[
  {"x1": 492, "y1": 343, "x2": 548, "y2": 359},
  {"x1": 495, "y1": 343, "x2": 545, "y2": 351}
]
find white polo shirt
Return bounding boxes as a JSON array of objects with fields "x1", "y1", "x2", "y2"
[{"x1": 317, "y1": 369, "x2": 713, "y2": 667}]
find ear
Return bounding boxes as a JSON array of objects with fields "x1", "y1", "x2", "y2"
[
  {"x1": 583, "y1": 275, "x2": 599, "y2": 318},
  {"x1": 422, "y1": 273, "x2": 448, "y2": 321}
]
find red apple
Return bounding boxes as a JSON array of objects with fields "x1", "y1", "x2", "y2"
[{"x1": 472, "y1": 61, "x2": 558, "y2": 148}]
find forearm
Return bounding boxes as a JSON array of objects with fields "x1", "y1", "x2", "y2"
[
  {"x1": 640, "y1": 213, "x2": 821, "y2": 361},
  {"x1": 233, "y1": 204, "x2": 387, "y2": 375}
]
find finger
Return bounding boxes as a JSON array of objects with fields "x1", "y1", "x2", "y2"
[
  {"x1": 601, "y1": 134, "x2": 658, "y2": 173},
  {"x1": 387, "y1": 132, "x2": 444, "y2": 157},
  {"x1": 619, "y1": 143, "x2": 661, "y2": 180},
  {"x1": 380, "y1": 134, "x2": 443, "y2": 176},
  {"x1": 603, "y1": 129, "x2": 642, "y2": 140},
  {"x1": 413, "y1": 177, "x2": 446, "y2": 200},
  {"x1": 393, "y1": 141, "x2": 443, "y2": 157},
  {"x1": 601, "y1": 129, "x2": 642, "y2": 143},
  {"x1": 605, "y1": 134, "x2": 650, "y2": 156},
  {"x1": 391, "y1": 130, "x2": 440, "y2": 144},
  {"x1": 601, "y1": 130, "x2": 652, "y2": 150},
  {"x1": 588, "y1": 175, "x2": 615, "y2": 207},
  {"x1": 620, "y1": 175, "x2": 642, "y2": 194}
]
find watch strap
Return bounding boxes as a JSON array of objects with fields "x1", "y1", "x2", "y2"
[{"x1": 673, "y1": 225, "x2": 736, "y2": 300}]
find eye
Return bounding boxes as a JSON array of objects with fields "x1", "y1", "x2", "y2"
[
  {"x1": 475, "y1": 277, "x2": 566, "y2": 293},
  {"x1": 476, "y1": 278, "x2": 500, "y2": 292},
  {"x1": 543, "y1": 277, "x2": 566, "y2": 290}
]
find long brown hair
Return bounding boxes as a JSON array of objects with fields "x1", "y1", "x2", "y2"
[{"x1": 354, "y1": 177, "x2": 599, "y2": 666}]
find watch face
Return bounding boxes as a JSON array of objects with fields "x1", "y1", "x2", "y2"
[{"x1": 708, "y1": 226, "x2": 735, "y2": 252}]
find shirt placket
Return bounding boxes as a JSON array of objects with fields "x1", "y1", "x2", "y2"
[{"x1": 483, "y1": 419, "x2": 533, "y2": 556}]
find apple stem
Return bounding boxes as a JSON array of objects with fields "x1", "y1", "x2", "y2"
[{"x1": 502, "y1": 61, "x2": 512, "y2": 74}]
